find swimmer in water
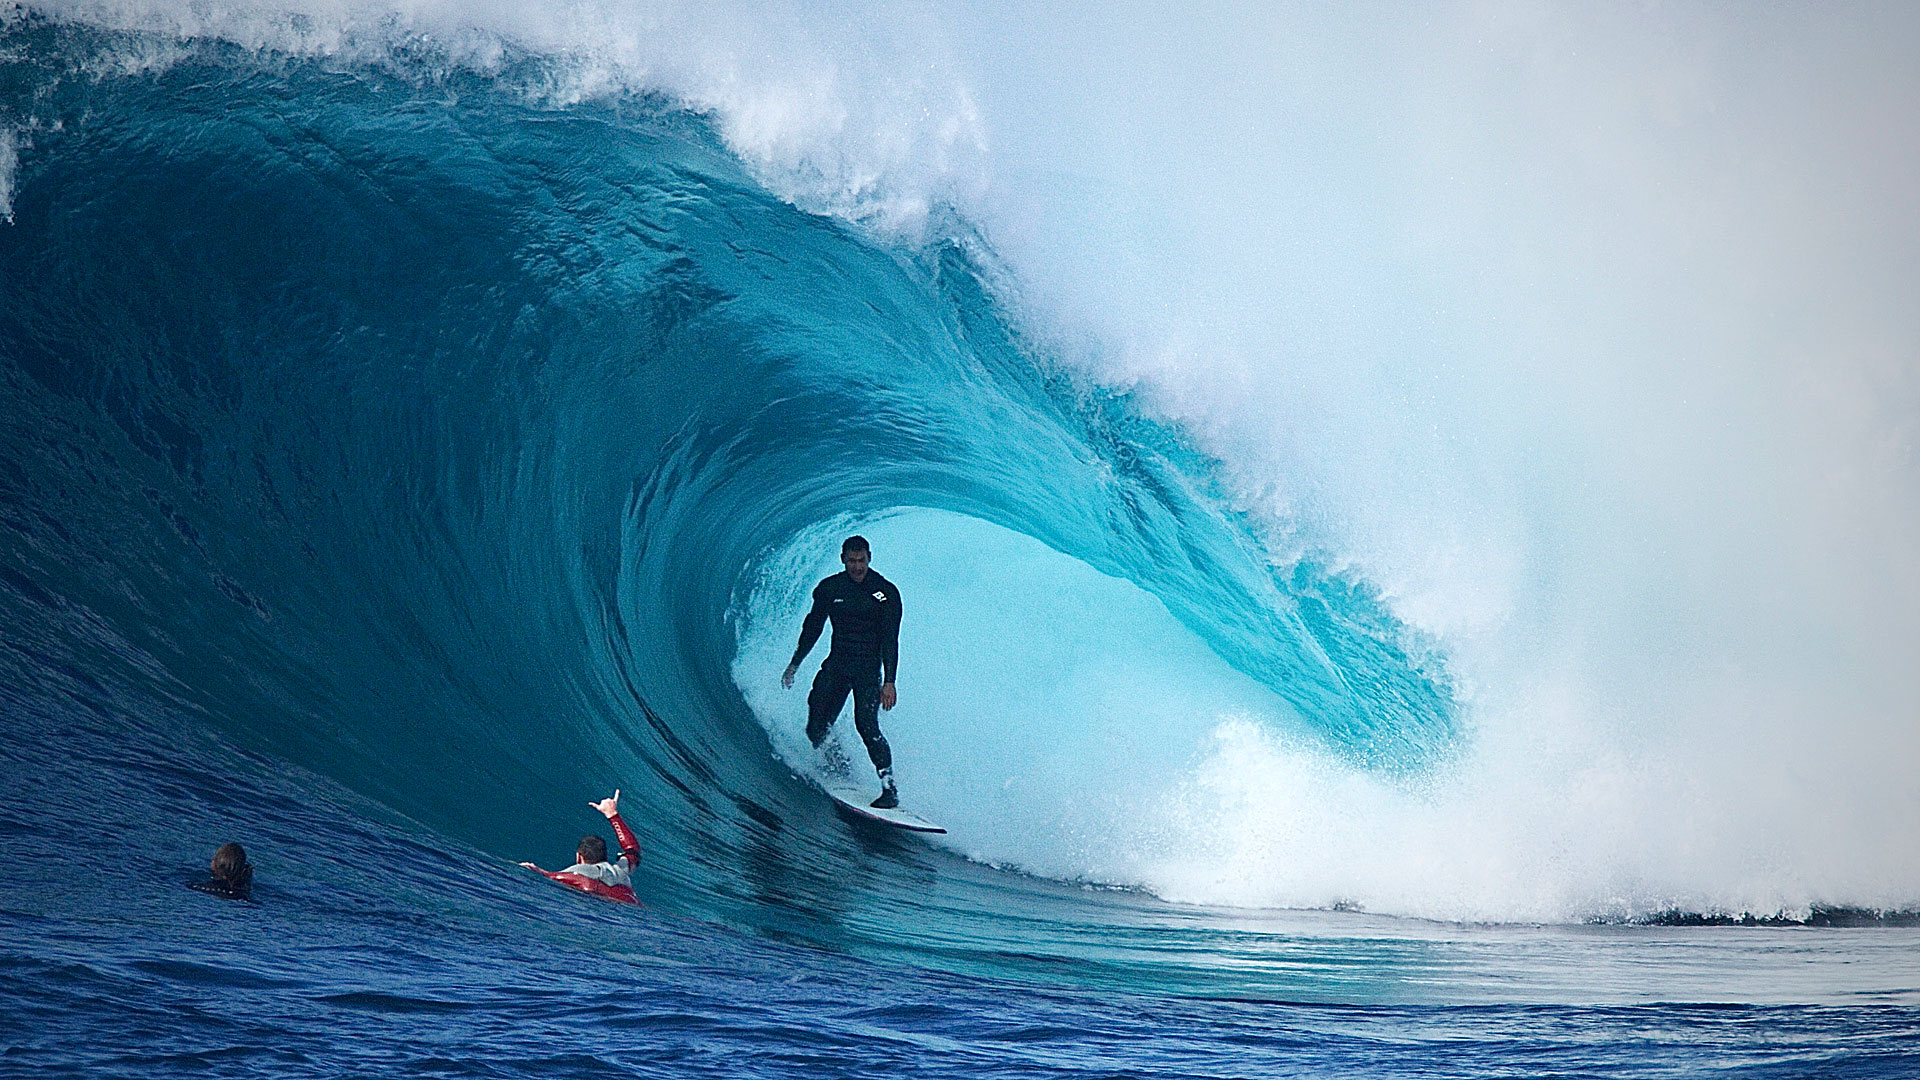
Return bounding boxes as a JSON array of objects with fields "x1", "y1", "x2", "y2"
[
  {"x1": 189, "y1": 842, "x2": 253, "y2": 901},
  {"x1": 519, "y1": 790, "x2": 641, "y2": 904}
]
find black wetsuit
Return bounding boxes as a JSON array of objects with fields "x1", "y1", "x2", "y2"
[
  {"x1": 790, "y1": 569, "x2": 901, "y2": 774},
  {"x1": 188, "y1": 878, "x2": 251, "y2": 901}
]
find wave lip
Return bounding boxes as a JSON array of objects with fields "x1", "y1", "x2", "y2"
[{"x1": 14, "y1": 0, "x2": 989, "y2": 235}]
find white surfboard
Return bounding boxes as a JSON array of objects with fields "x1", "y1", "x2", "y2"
[{"x1": 824, "y1": 786, "x2": 946, "y2": 833}]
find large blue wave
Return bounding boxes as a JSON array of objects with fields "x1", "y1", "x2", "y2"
[{"x1": 0, "y1": 20, "x2": 1455, "y2": 969}]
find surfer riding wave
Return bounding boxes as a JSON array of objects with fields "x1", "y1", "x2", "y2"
[{"x1": 783, "y1": 535, "x2": 903, "y2": 809}]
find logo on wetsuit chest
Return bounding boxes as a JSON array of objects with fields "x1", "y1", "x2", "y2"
[{"x1": 872, "y1": 591, "x2": 887, "y2": 601}]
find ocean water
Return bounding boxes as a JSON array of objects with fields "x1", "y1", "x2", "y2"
[{"x1": 4, "y1": 5, "x2": 1920, "y2": 1077}]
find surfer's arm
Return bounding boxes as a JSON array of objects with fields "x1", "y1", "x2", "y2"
[
  {"x1": 788, "y1": 586, "x2": 829, "y2": 668},
  {"x1": 880, "y1": 586, "x2": 900, "y2": 686}
]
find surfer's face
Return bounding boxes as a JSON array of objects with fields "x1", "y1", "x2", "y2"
[{"x1": 841, "y1": 548, "x2": 870, "y2": 580}]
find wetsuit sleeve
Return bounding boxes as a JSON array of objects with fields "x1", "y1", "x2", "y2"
[
  {"x1": 608, "y1": 813, "x2": 641, "y2": 868},
  {"x1": 790, "y1": 582, "x2": 829, "y2": 667},
  {"x1": 882, "y1": 584, "x2": 901, "y2": 684}
]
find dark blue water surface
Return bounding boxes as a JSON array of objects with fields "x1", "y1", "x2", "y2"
[
  {"x1": 8, "y1": 687, "x2": 1920, "y2": 1078},
  {"x1": 4, "y1": 19, "x2": 1919, "y2": 1077}
]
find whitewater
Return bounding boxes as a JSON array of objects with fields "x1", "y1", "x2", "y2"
[{"x1": 4, "y1": 2, "x2": 1919, "y2": 1076}]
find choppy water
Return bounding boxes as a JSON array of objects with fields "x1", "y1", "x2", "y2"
[{"x1": 8, "y1": 682, "x2": 1920, "y2": 1077}]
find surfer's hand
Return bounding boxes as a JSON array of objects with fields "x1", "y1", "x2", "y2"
[
  {"x1": 591, "y1": 790, "x2": 620, "y2": 818},
  {"x1": 518, "y1": 861, "x2": 538, "y2": 870},
  {"x1": 880, "y1": 682, "x2": 897, "y2": 711},
  {"x1": 782, "y1": 663, "x2": 797, "y2": 689}
]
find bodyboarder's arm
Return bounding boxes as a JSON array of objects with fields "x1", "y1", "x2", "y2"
[
  {"x1": 607, "y1": 812, "x2": 641, "y2": 869},
  {"x1": 590, "y1": 791, "x2": 638, "y2": 867}
]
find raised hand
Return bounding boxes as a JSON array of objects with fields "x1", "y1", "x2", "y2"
[
  {"x1": 590, "y1": 790, "x2": 620, "y2": 819},
  {"x1": 782, "y1": 663, "x2": 797, "y2": 689}
]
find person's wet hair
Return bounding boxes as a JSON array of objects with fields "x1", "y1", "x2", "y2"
[
  {"x1": 842, "y1": 535, "x2": 869, "y2": 554},
  {"x1": 576, "y1": 835, "x2": 608, "y2": 864},
  {"x1": 207, "y1": 842, "x2": 253, "y2": 900}
]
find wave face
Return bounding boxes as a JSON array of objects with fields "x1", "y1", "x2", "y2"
[
  {"x1": 8, "y1": 0, "x2": 1920, "y2": 980},
  {"x1": 0, "y1": 18, "x2": 1457, "y2": 975}
]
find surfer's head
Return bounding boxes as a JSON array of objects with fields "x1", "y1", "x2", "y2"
[
  {"x1": 576, "y1": 835, "x2": 608, "y2": 865},
  {"x1": 841, "y1": 535, "x2": 871, "y2": 580},
  {"x1": 210, "y1": 842, "x2": 252, "y2": 899}
]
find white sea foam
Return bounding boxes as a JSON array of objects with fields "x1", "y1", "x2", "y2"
[
  {"x1": 732, "y1": 511, "x2": 1314, "y2": 885},
  {"x1": 26, "y1": 0, "x2": 1920, "y2": 919},
  {"x1": 26, "y1": 0, "x2": 985, "y2": 233},
  {"x1": 0, "y1": 126, "x2": 16, "y2": 223},
  {"x1": 879, "y1": 3, "x2": 1920, "y2": 920},
  {"x1": 736, "y1": 511, "x2": 1919, "y2": 923}
]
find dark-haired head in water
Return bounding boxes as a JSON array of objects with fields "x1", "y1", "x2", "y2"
[
  {"x1": 576, "y1": 834, "x2": 608, "y2": 864},
  {"x1": 190, "y1": 842, "x2": 253, "y2": 900}
]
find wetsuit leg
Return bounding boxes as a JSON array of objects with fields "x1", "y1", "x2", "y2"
[
  {"x1": 806, "y1": 665, "x2": 855, "y2": 747},
  {"x1": 848, "y1": 671, "x2": 892, "y2": 774}
]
